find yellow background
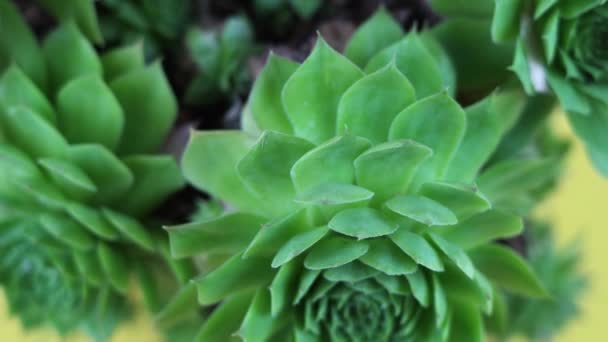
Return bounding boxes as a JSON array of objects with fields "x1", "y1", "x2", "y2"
[{"x1": 0, "y1": 115, "x2": 606, "y2": 341}]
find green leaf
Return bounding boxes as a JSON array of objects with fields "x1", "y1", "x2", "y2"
[
  {"x1": 167, "y1": 213, "x2": 265, "y2": 258},
  {"x1": 406, "y1": 270, "x2": 429, "y2": 306},
  {"x1": 67, "y1": 144, "x2": 134, "y2": 204},
  {"x1": 67, "y1": 202, "x2": 119, "y2": 240},
  {"x1": 121, "y1": 155, "x2": 185, "y2": 216},
  {"x1": 560, "y1": 0, "x2": 603, "y2": 18},
  {"x1": 323, "y1": 261, "x2": 379, "y2": 282},
  {"x1": 56, "y1": 75, "x2": 124, "y2": 150},
  {"x1": 195, "y1": 252, "x2": 275, "y2": 305},
  {"x1": 73, "y1": 249, "x2": 104, "y2": 286},
  {"x1": 282, "y1": 37, "x2": 364, "y2": 144},
  {"x1": 328, "y1": 208, "x2": 397, "y2": 239},
  {"x1": 366, "y1": 33, "x2": 443, "y2": 98},
  {"x1": 0, "y1": 66, "x2": 55, "y2": 124},
  {"x1": 239, "y1": 289, "x2": 290, "y2": 341},
  {"x1": 42, "y1": 22, "x2": 102, "y2": 92},
  {"x1": 248, "y1": 53, "x2": 299, "y2": 134},
  {"x1": 354, "y1": 140, "x2": 432, "y2": 204},
  {"x1": 385, "y1": 195, "x2": 457, "y2": 226},
  {"x1": 419, "y1": 182, "x2": 490, "y2": 221},
  {"x1": 101, "y1": 43, "x2": 145, "y2": 82},
  {"x1": 337, "y1": 64, "x2": 415, "y2": 144},
  {"x1": 238, "y1": 131, "x2": 314, "y2": 216},
  {"x1": 244, "y1": 209, "x2": 309, "y2": 259},
  {"x1": 195, "y1": 292, "x2": 253, "y2": 342},
  {"x1": 428, "y1": 232, "x2": 475, "y2": 278},
  {"x1": 102, "y1": 209, "x2": 155, "y2": 252},
  {"x1": 37, "y1": 0, "x2": 103, "y2": 44},
  {"x1": 429, "y1": 0, "x2": 495, "y2": 17},
  {"x1": 359, "y1": 238, "x2": 418, "y2": 275},
  {"x1": 547, "y1": 71, "x2": 590, "y2": 114},
  {"x1": 566, "y1": 97, "x2": 608, "y2": 176},
  {"x1": 447, "y1": 300, "x2": 484, "y2": 342},
  {"x1": 182, "y1": 131, "x2": 260, "y2": 213},
  {"x1": 98, "y1": 242, "x2": 130, "y2": 294},
  {"x1": 291, "y1": 135, "x2": 370, "y2": 192},
  {"x1": 440, "y1": 209, "x2": 523, "y2": 250},
  {"x1": 272, "y1": 226, "x2": 329, "y2": 268},
  {"x1": 289, "y1": 0, "x2": 321, "y2": 18},
  {"x1": 293, "y1": 269, "x2": 321, "y2": 305},
  {"x1": 155, "y1": 283, "x2": 199, "y2": 328},
  {"x1": 1, "y1": 106, "x2": 68, "y2": 159},
  {"x1": 491, "y1": 0, "x2": 524, "y2": 42},
  {"x1": 390, "y1": 230, "x2": 444, "y2": 272},
  {"x1": 269, "y1": 259, "x2": 302, "y2": 316},
  {"x1": 541, "y1": 8, "x2": 559, "y2": 63},
  {"x1": 294, "y1": 183, "x2": 373, "y2": 207},
  {"x1": 303, "y1": 235, "x2": 369, "y2": 270},
  {"x1": 510, "y1": 39, "x2": 535, "y2": 94},
  {"x1": 110, "y1": 62, "x2": 177, "y2": 154},
  {"x1": 432, "y1": 274, "x2": 448, "y2": 327},
  {"x1": 38, "y1": 157, "x2": 97, "y2": 200},
  {"x1": 136, "y1": 263, "x2": 162, "y2": 313},
  {"x1": 470, "y1": 244, "x2": 547, "y2": 297},
  {"x1": 39, "y1": 213, "x2": 95, "y2": 251},
  {"x1": 344, "y1": 7, "x2": 403, "y2": 67},
  {"x1": 389, "y1": 93, "x2": 466, "y2": 187}
]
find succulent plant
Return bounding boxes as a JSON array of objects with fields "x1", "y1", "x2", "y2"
[
  {"x1": 162, "y1": 9, "x2": 553, "y2": 338},
  {"x1": 0, "y1": 2, "x2": 193, "y2": 338},
  {"x1": 492, "y1": 0, "x2": 608, "y2": 175}
]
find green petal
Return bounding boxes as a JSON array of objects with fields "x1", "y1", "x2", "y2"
[
  {"x1": 385, "y1": 194, "x2": 457, "y2": 226},
  {"x1": 56, "y1": 75, "x2": 124, "y2": 150},
  {"x1": 354, "y1": 140, "x2": 432, "y2": 204},
  {"x1": 336, "y1": 64, "x2": 415, "y2": 144},
  {"x1": 390, "y1": 230, "x2": 444, "y2": 271},
  {"x1": 167, "y1": 213, "x2": 265, "y2": 258},
  {"x1": 440, "y1": 209, "x2": 523, "y2": 250},
  {"x1": 389, "y1": 93, "x2": 466, "y2": 187},
  {"x1": 344, "y1": 7, "x2": 403, "y2": 67},
  {"x1": 195, "y1": 252, "x2": 274, "y2": 305},
  {"x1": 359, "y1": 238, "x2": 418, "y2": 275},
  {"x1": 470, "y1": 244, "x2": 547, "y2": 297},
  {"x1": 110, "y1": 62, "x2": 177, "y2": 154},
  {"x1": 366, "y1": 33, "x2": 443, "y2": 98},
  {"x1": 101, "y1": 43, "x2": 145, "y2": 82},
  {"x1": 0, "y1": 66, "x2": 55, "y2": 124},
  {"x1": 182, "y1": 131, "x2": 259, "y2": 213},
  {"x1": 248, "y1": 53, "x2": 299, "y2": 133},
  {"x1": 291, "y1": 134, "x2": 370, "y2": 192},
  {"x1": 38, "y1": 157, "x2": 97, "y2": 200},
  {"x1": 491, "y1": 0, "x2": 524, "y2": 42},
  {"x1": 40, "y1": 213, "x2": 94, "y2": 250},
  {"x1": 282, "y1": 37, "x2": 364, "y2": 144},
  {"x1": 272, "y1": 226, "x2": 329, "y2": 268},
  {"x1": 102, "y1": 209, "x2": 155, "y2": 252},
  {"x1": 328, "y1": 208, "x2": 397, "y2": 240},
  {"x1": 238, "y1": 131, "x2": 314, "y2": 216},
  {"x1": 244, "y1": 209, "x2": 309, "y2": 259},
  {"x1": 98, "y1": 242, "x2": 130, "y2": 294},
  {"x1": 195, "y1": 292, "x2": 253, "y2": 342},
  {"x1": 303, "y1": 235, "x2": 369, "y2": 270},
  {"x1": 419, "y1": 181, "x2": 490, "y2": 221}
]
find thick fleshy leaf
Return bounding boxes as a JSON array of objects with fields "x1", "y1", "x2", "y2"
[
  {"x1": 566, "y1": 95, "x2": 608, "y2": 176},
  {"x1": 98, "y1": 242, "x2": 130, "y2": 294},
  {"x1": 103, "y1": 209, "x2": 155, "y2": 252},
  {"x1": 365, "y1": 33, "x2": 443, "y2": 98},
  {"x1": 136, "y1": 262, "x2": 162, "y2": 313},
  {"x1": 67, "y1": 202, "x2": 119, "y2": 240},
  {"x1": 110, "y1": 62, "x2": 177, "y2": 154},
  {"x1": 121, "y1": 155, "x2": 185, "y2": 216},
  {"x1": 541, "y1": 9, "x2": 559, "y2": 63},
  {"x1": 419, "y1": 182, "x2": 490, "y2": 221},
  {"x1": 344, "y1": 7, "x2": 403, "y2": 67},
  {"x1": 510, "y1": 39, "x2": 535, "y2": 94},
  {"x1": 432, "y1": 274, "x2": 448, "y2": 327},
  {"x1": 282, "y1": 38, "x2": 364, "y2": 144},
  {"x1": 491, "y1": 0, "x2": 524, "y2": 42},
  {"x1": 470, "y1": 244, "x2": 547, "y2": 297},
  {"x1": 248, "y1": 53, "x2": 299, "y2": 133},
  {"x1": 195, "y1": 292, "x2": 253, "y2": 342},
  {"x1": 294, "y1": 183, "x2": 373, "y2": 207},
  {"x1": 428, "y1": 232, "x2": 474, "y2": 278},
  {"x1": 560, "y1": 0, "x2": 603, "y2": 18},
  {"x1": 269, "y1": 259, "x2": 302, "y2": 316},
  {"x1": 195, "y1": 252, "x2": 275, "y2": 305},
  {"x1": 182, "y1": 131, "x2": 259, "y2": 213},
  {"x1": 0, "y1": 66, "x2": 55, "y2": 124},
  {"x1": 240, "y1": 290, "x2": 290, "y2": 341},
  {"x1": 385, "y1": 195, "x2": 457, "y2": 226},
  {"x1": 40, "y1": 213, "x2": 95, "y2": 251},
  {"x1": 547, "y1": 72, "x2": 590, "y2": 114},
  {"x1": 406, "y1": 270, "x2": 429, "y2": 307},
  {"x1": 56, "y1": 75, "x2": 124, "y2": 150},
  {"x1": 42, "y1": 22, "x2": 102, "y2": 92},
  {"x1": 101, "y1": 43, "x2": 145, "y2": 82},
  {"x1": 73, "y1": 249, "x2": 104, "y2": 286},
  {"x1": 447, "y1": 300, "x2": 484, "y2": 342},
  {"x1": 390, "y1": 230, "x2": 444, "y2": 271},
  {"x1": 238, "y1": 131, "x2": 314, "y2": 216},
  {"x1": 155, "y1": 283, "x2": 199, "y2": 327},
  {"x1": 359, "y1": 238, "x2": 418, "y2": 275},
  {"x1": 303, "y1": 235, "x2": 369, "y2": 270},
  {"x1": 244, "y1": 209, "x2": 309, "y2": 259},
  {"x1": 67, "y1": 144, "x2": 133, "y2": 204},
  {"x1": 37, "y1": 0, "x2": 103, "y2": 43},
  {"x1": 441, "y1": 209, "x2": 523, "y2": 250},
  {"x1": 328, "y1": 208, "x2": 397, "y2": 240},
  {"x1": 167, "y1": 213, "x2": 265, "y2": 258},
  {"x1": 1, "y1": 106, "x2": 68, "y2": 159},
  {"x1": 38, "y1": 157, "x2": 97, "y2": 200},
  {"x1": 389, "y1": 93, "x2": 466, "y2": 187},
  {"x1": 323, "y1": 261, "x2": 379, "y2": 282},
  {"x1": 337, "y1": 64, "x2": 415, "y2": 144},
  {"x1": 429, "y1": 0, "x2": 495, "y2": 17},
  {"x1": 291, "y1": 135, "x2": 370, "y2": 192},
  {"x1": 272, "y1": 226, "x2": 330, "y2": 268},
  {"x1": 354, "y1": 140, "x2": 431, "y2": 204}
]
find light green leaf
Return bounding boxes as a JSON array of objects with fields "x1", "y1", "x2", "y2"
[
  {"x1": 195, "y1": 292, "x2": 253, "y2": 342},
  {"x1": 389, "y1": 93, "x2": 466, "y2": 187},
  {"x1": 447, "y1": 299, "x2": 484, "y2": 342},
  {"x1": 282, "y1": 37, "x2": 364, "y2": 144},
  {"x1": 328, "y1": 208, "x2": 397, "y2": 240},
  {"x1": 272, "y1": 226, "x2": 329, "y2": 268},
  {"x1": 440, "y1": 209, "x2": 523, "y2": 250},
  {"x1": 344, "y1": 7, "x2": 403, "y2": 67},
  {"x1": 432, "y1": 274, "x2": 448, "y2": 327},
  {"x1": 67, "y1": 202, "x2": 119, "y2": 240},
  {"x1": 240, "y1": 289, "x2": 290, "y2": 341},
  {"x1": 560, "y1": 0, "x2": 603, "y2": 18},
  {"x1": 541, "y1": 8, "x2": 559, "y2": 63},
  {"x1": 98, "y1": 242, "x2": 130, "y2": 294},
  {"x1": 303, "y1": 235, "x2": 369, "y2": 270},
  {"x1": 167, "y1": 213, "x2": 265, "y2": 258},
  {"x1": 40, "y1": 213, "x2": 95, "y2": 251},
  {"x1": 244, "y1": 209, "x2": 309, "y2": 259},
  {"x1": 547, "y1": 71, "x2": 590, "y2": 114},
  {"x1": 103, "y1": 208, "x2": 155, "y2": 252},
  {"x1": 269, "y1": 259, "x2": 302, "y2": 316},
  {"x1": 510, "y1": 39, "x2": 535, "y2": 94},
  {"x1": 37, "y1": 0, "x2": 103, "y2": 44},
  {"x1": 390, "y1": 230, "x2": 444, "y2": 272},
  {"x1": 155, "y1": 283, "x2": 199, "y2": 328},
  {"x1": 294, "y1": 183, "x2": 373, "y2": 207},
  {"x1": 293, "y1": 269, "x2": 321, "y2": 305},
  {"x1": 73, "y1": 249, "x2": 104, "y2": 286},
  {"x1": 38, "y1": 157, "x2": 97, "y2": 200},
  {"x1": 337, "y1": 64, "x2": 415, "y2": 144},
  {"x1": 385, "y1": 195, "x2": 457, "y2": 226},
  {"x1": 428, "y1": 232, "x2": 475, "y2": 278},
  {"x1": 0, "y1": 66, "x2": 55, "y2": 124},
  {"x1": 101, "y1": 43, "x2": 145, "y2": 82},
  {"x1": 419, "y1": 181, "x2": 490, "y2": 221},
  {"x1": 359, "y1": 238, "x2": 418, "y2": 275},
  {"x1": 406, "y1": 270, "x2": 429, "y2": 306},
  {"x1": 492, "y1": 0, "x2": 524, "y2": 42},
  {"x1": 323, "y1": 261, "x2": 379, "y2": 282}
]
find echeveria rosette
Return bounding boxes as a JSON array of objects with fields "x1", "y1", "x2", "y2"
[
  {"x1": 0, "y1": 8, "x2": 193, "y2": 338},
  {"x1": 165, "y1": 27, "x2": 548, "y2": 340},
  {"x1": 492, "y1": 0, "x2": 608, "y2": 175}
]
